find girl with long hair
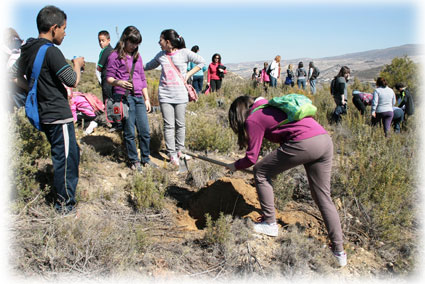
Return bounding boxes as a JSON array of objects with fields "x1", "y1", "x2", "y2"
[
  {"x1": 106, "y1": 26, "x2": 157, "y2": 172},
  {"x1": 226, "y1": 95, "x2": 346, "y2": 267},
  {"x1": 144, "y1": 29, "x2": 205, "y2": 166}
]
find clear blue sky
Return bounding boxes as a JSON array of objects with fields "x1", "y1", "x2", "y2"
[{"x1": 5, "y1": 0, "x2": 424, "y2": 64}]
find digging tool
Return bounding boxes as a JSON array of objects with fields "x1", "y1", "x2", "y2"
[{"x1": 181, "y1": 150, "x2": 253, "y2": 174}]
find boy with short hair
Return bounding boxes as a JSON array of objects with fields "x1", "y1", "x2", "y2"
[
  {"x1": 13, "y1": 5, "x2": 85, "y2": 213},
  {"x1": 97, "y1": 30, "x2": 113, "y2": 103}
]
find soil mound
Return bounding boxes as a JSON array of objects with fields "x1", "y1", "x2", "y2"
[{"x1": 176, "y1": 177, "x2": 327, "y2": 242}]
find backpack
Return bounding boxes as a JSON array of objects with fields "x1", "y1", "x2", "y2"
[
  {"x1": 312, "y1": 67, "x2": 320, "y2": 79},
  {"x1": 330, "y1": 78, "x2": 336, "y2": 96},
  {"x1": 77, "y1": 92, "x2": 105, "y2": 115},
  {"x1": 404, "y1": 90, "x2": 415, "y2": 116},
  {"x1": 25, "y1": 43, "x2": 52, "y2": 130},
  {"x1": 251, "y1": 93, "x2": 317, "y2": 126}
]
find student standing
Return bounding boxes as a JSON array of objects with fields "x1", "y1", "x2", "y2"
[
  {"x1": 187, "y1": 45, "x2": 207, "y2": 94},
  {"x1": 260, "y1": 62, "x2": 270, "y2": 92},
  {"x1": 296, "y1": 61, "x2": 307, "y2": 90},
  {"x1": 206, "y1": 53, "x2": 226, "y2": 92},
  {"x1": 13, "y1": 5, "x2": 84, "y2": 213},
  {"x1": 144, "y1": 29, "x2": 205, "y2": 166},
  {"x1": 371, "y1": 77, "x2": 396, "y2": 137},
  {"x1": 269, "y1": 55, "x2": 281, "y2": 88},
  {"x1": 97, "y1": 30, "x2": 114, "y2": 103},
  {"x1": 106, "y1": 26, "x2": 157, "y2": 172},
  {"x1": 225, "y1": 95, "x2": 346, "y2": 267},
  {"x1": 330, "y1": 66, "x2": 350, "y2": 124}
]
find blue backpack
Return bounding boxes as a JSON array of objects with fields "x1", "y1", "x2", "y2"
[
  {"x1": 25, "y1": 43, "x2": 52, "y2": 130},
  {"x1": 251, "y1": 94, "x2": 317, "y2": 126}
]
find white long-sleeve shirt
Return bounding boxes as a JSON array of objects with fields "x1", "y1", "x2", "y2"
[{"x1": 371, "y1": 86, "x2": 396, "y2": 114}]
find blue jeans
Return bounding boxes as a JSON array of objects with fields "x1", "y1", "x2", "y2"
[
  {"x1": 123, "y1": 95, "x2": 151, "y2": 164},
  {"x1": 270, "y1": 76, "x2": 277, "y2": 87},
  {"x1": 310, "y1": 79, "x2": 317, "y2": 94},
  {"x1": 392, "y1": 108, "x2": 404, "y2": 133},
  {"x1": 192, "y1": 76, "x2": 203, "y2": 94},
  {"x1": 42, "y1": 122, "x2": 80, "y2": 212},
  {"x1": 297, "y1": 78, "x2": 306, "y2": 90}
]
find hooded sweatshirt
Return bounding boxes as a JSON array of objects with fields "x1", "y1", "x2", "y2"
[{"x1": 16, "y1": 38, "x2": 75, "y2": 123}]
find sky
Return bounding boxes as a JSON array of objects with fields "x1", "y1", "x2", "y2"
[{"x1": 4, "y1": 0, "x2": 424, "y2": 65}]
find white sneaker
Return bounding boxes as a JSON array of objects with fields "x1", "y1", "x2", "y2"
[
  {"x1": 253, "y1": 221, "x2": 278, "y2": 237},
  {"x1": 84, "y1": 121, "x2": 98, "y2": 135},
  {"x1": 332, "y1": 251, "x2": 347, "y2": 267},
  {"x1": 177, "y1": 151, "x2": 191, "y2": 160},
  {"x1": 169, "y1": 155, "x2": 179, "y2": 166}
]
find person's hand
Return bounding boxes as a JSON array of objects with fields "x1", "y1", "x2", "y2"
[
  {"x1": 225, "y1": 163, "x2": 236, "y2": 172},
  {"x1": 144, "y1": 99, "x2": 151, "y2": 112},
  {"x1": 371, "y1": 112, "x2": 376, "y2": 118},
  {"x1": 117, "y1": 80, "x2": 133, "y2": 90},
  {"x1": 72, "y1": 56, "x2": 85, "y2": 70}
]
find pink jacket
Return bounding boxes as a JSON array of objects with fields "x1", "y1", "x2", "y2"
[
  {"x1": 70, "y1": 94, "x2": 96, "y2": 121},
  {"x1": 261, "y1": 69, "x2": 270, "y2": 82}
]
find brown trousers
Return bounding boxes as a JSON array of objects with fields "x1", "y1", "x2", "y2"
[{"x1": 253, "y1": 134, "x2": 344, "y2": 251}]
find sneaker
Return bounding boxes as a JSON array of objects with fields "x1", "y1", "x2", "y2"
[
  {"x1": 84, "y1": 121, "x2": 98, "y2": 135},
  {"x1": 253, "y1": 221, "x2": 278, "y2": 237},
  {"x1": 131, "y1": 162, "x2": 143, "y2": 173},
  {"x1": 169, "y1": 155, "x2": 179, "y2": 166},
  {"x1": 177, "y1": 151, "x2": 191, "y2": 160},
  {"x1": 332, "y1": 250, "x2": 347, "y2": 267},
  {"x1": 143, "y1": 160, "x2": 159, "y2": 169}
]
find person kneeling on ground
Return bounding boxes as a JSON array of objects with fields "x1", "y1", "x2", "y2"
[
  {"x1": 67, "y1": 87, "x2": 99, "y2": 135},
  {"x1": 225, "y1": 95, "x2": 347, "y2": 267}
]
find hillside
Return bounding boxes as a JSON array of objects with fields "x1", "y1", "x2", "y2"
[
  {"x1": 9, "y1": 56, "x2": 419, "y2": 281},
  {"x1": 226, "y1": 44, "x2": 424, "y2": 82}
]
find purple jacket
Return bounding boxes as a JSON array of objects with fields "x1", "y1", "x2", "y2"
[
  {"x1": 234, "y1": 98, "x2": 328, "y2": 170},
  {"x1": 106, "y1": 51, "x2": 147, "y2": 95}
]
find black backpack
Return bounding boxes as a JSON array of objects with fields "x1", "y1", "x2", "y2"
[
  {"x1": 404, "y1": 90, "x2": 415, "y2": 116},
  {"x1": 330, "y1": 78, "x2": 336, "y2": 95},
  {"x1": 312, "y1": 67, "x2": 320, "y2": 79}
]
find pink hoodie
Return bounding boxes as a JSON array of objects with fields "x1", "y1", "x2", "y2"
[{"x1": 70, "y1": 94, "x2": 96, "y2": 121}]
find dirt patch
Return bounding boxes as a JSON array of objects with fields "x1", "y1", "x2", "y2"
[{"x1": 174, "y1": 177, "x2": 328, "y2": 243}]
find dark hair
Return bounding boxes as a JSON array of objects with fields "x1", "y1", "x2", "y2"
[
  {"x1": 298, "y1": 61, "x2": 303, "y2": 68},
  {"x1": 98, "y1": 30, "x2": 110, "y2": 39},
  {"x1": 115, "y1": 26, "x2": 142, "y2": 59},
  {"x1": 337, "y1": 66, "x2": 350, "y2": 78},
  {"x1": 376, "y1": 77, "x2": 388, "y2": 88},
  {"x1": 191, "y1": 45, "x2": 199, "y2": 53},
  {"x1": 36, "y1": 5, "x2": 67, "y2": 33},
  {"x1": 309, "y1": 61, "x2": 314, "y2": 68},
  {"x1": 228, "y1": 96, "x2": 255, "y2": 149},
  {"x1": 212, "y1": 53, "x2": 222, "y2": 63},
  {"x1": 161, "y1": 29, "x2": 185, "y2": 49},
  {"x1": 395, "y1": 82, "x2": 405, "y2": 90}
]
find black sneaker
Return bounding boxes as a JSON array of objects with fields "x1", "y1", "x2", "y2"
[{"x1": 143, "y1": 160, "x2": 159, "y2": 169}]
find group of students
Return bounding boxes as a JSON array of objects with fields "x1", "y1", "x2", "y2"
[
  {"x1": 330, "y1": 66, "x2": 414, "y2": 136},
  {"x1": 252, "y1": 59, "x2": 320, "y2": 94},
  {"x1": 18, "y1": 4, "x2": 420, "y2": 269}
]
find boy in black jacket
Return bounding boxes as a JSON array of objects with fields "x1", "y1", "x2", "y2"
[{"x1": 13, "y1": 5, "x2": 85, "y2": 213}]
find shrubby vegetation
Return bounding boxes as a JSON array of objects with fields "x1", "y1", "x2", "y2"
[{"x1": 10, "y1": 57, "x2": 419, "y2": 277}]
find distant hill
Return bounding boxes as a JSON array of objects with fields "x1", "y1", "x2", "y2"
[{"x1": 226, "y1": 44, "x2": 424, "y2": 83}]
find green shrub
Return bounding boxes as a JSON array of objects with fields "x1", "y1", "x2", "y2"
[
  {"x1": 185, "y1": 112, "x2": 236, "y2": 152},
  {"x1": 204, "y1": 212, "x2": 233, "y2": 250},
  {"x1": 126, "y1": 168, "x2": 167, "y2": 211},
  {"x1": 10, "y1": 108, "x2": 50, "y2": 202}
]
